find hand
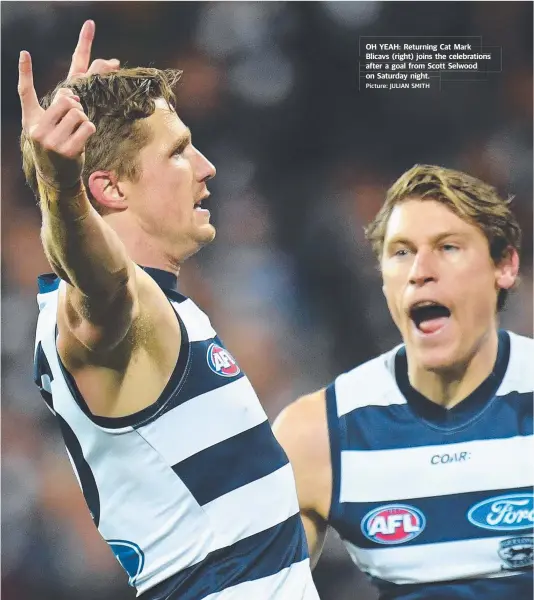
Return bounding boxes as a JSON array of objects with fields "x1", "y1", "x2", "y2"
[
  {"x1": 19, "y1": 52, "x2": 96, "y2": 190},
  {"x1": 68, "y1": 20, "x2": 120, "y2": 81}
]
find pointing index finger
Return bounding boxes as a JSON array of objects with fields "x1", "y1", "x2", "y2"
[
  {"x1": 18, "y1": 51, "x2": 41, "y2": 124},
  {"x1": 68, "y1": 20, "x2": 95, "y2": 80}
]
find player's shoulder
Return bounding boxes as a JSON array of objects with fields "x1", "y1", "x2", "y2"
[
  {"x1": 501, "y1": 330, "x2": 534, "y2": 395},
  {"x1": 275, "y1": 345, "x2": 403, "y2": 445},
  {"x1": 330, "y1": 344, "x2": 404, "y2": 414},
  {"x1": 164, "y1": 287, "x2": 217, "y2": 345},
  {"x1": 507, "y1": 329, "x2": 534, "y2": 352},
  {"x1": 275, "y1": 388, "x2": 327, "y2": 436},
  {"x1": 274, "y1": 388, "x2": 329, "y2": 462},
  {"x1": 335, "y1": 344, "x2": 399, "y2": 384}
]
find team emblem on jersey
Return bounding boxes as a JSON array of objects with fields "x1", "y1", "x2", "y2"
[
  {"x1": 361, "y1": 504, "x2": 426, "y2": 545},
  {"x1": 107, "y1": 539, "x2": 145, "y2": 586},
  {"x1": 498, "y1": 537, "x2": 534, "y2": 570},
  {"x1": 467, "y1": 493, "x2": 534, "y2": 531},
  {"x1": 207, "y1": 343, "x2": 241, "y2": 377}
]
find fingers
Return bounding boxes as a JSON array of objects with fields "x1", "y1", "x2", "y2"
[
  {"x1": 18, "y1": 51, "x2": 42, "y2": 127},
  {"x1": 86, "y1": 58, "x2": 120, "y2": 77},
  {"x1": 51, "y1": 87, "x2": 80, "y2": 106},
  {"x1": 33, "y1": 96, "x2": 96, "y2": 159},
  {"x1": 61, "y1": 121, "x2": 96, "y2": 157},
  {"x1": 68, "y1": 20, "x2": 95, "y2": 80},
  {"x1": 46, "y1": 108, "x2": 96, "y2": 158},
  {"x1": 32, "y1": 91, "x2": 94, "y2": 155},
  {"x1": 43, "y1": 89, "x2": 84, "y2": 127}
]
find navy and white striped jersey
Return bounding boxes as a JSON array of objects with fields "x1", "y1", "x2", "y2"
[
  {"x1": 33, "y1": 268, "x2": 318, "y2": 600},
  {"x1": 326, "y1": 330, "x2": 533, "y2": 599}
]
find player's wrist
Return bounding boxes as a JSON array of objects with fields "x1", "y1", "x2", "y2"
[
  {"x1": 35, "y1": 169, "x2": 84, "y2": 194},
  {"x1": 38, "y1": 177, "x2": 92, "y2": 223}
]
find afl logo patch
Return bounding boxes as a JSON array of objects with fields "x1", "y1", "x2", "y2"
[
  {"x1": 207, "y1": 343, "x2": 241, "y2": 377},
  {"x1": 361, "y1": 504, "x2": 426, "y2": 545}
]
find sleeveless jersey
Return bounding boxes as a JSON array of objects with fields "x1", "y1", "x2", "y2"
[
  {"x1": 326, "y1": 330, "x2": 533, "y2": 599},
  {"x1": 33, "y1": 268, "x2": 318, "y2": 600}
]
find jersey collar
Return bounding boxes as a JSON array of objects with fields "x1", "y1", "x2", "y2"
[
  {"x1": 140, "y1": 267, "x2": 179, "y2": 292},
  {"x1": 395, "y1": 330, "x2": 511, "y2": 427}
]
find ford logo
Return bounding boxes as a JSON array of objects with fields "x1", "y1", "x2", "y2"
[{"x1": 468, "y1": 493, "x2": 534, "y2": 531}]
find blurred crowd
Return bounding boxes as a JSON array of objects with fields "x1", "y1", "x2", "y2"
[{"x1": 1, "y1": 3, "x2": 532, "y2": 600}]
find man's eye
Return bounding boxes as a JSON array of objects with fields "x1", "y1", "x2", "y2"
[{"x1": 172, "y1": 141, "x2": 190, "y2": 157}]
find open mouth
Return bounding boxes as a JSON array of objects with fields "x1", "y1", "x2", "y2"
[
  {"x1": 409, "y1": 301, "x2": 451, "y2": 335},
  {"x1": 194, "y1": 196, "x2": 210, "y2": 212}
]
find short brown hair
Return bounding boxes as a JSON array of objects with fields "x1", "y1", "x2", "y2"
[
  {"x1": 21, "y1": 67, "x2": 183, "y2": 213},
  {"x1": 365, "y1": 164, "x2": 522, "y2": 311}
]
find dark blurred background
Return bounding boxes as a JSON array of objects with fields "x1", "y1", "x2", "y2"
[{"x1": 1, "y1": 2, "x2": 532, "y2": 599}]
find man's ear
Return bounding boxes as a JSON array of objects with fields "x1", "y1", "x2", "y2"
[
  {"x1": 495, "y1": 246, "x2": 520, "y2": 292},
  {"x1": 88, "y1": 171, "x2": 127, "y2": 211}
]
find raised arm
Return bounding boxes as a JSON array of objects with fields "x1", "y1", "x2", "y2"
[
  {"x1": 19, "y1": 50, "x2": 137, "y2": 354},
  {"x1": 273, "y1": 389, "x2": 332, "y2": 568}
]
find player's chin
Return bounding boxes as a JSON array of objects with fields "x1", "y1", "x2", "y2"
[
  {"x1": 413, "y1": 336, "x2": 463, "y2": 371},
  {"x1": 405, "y1": 323, "x2": 459, "y2": 370},
  {"x1": 416, "y1": 348, "x2": 459, "y2": 372},
  {"x1": 180, "y1": 227, "x2": 216, "y2": 261},
  {"x1": 195, "y1": 223, "x2": 216, "y2": 245}
]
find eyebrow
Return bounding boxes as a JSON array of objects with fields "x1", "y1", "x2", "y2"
[
  {"x1": 386, "y1": 231, "x2": 468, "y2": 247},
  {"x1": 168, "y1": 128, "x2": 192, "y2": 155}
]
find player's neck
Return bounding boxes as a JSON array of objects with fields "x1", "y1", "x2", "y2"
[
  {"x1": 104, "y1": 214, "x2": 182, "y2": 276},
  {"x1": 407, "y1": 330, "x2": 499, "y2": 409}
]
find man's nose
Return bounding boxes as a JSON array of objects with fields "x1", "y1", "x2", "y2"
[
  {"x1": 409, "y1": 248, "x2": 438, "y2": 286},
  {"x1": 193, "y1": 146, "x2": 216, "y2": 182}
]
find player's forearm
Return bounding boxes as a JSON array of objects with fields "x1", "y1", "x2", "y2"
[{"x1": 40, "y1": 180, "x2": 132, "y2": 300}]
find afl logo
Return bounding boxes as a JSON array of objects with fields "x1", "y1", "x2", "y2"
[
  {"x1": 361, "y1": 504, "x2": 426, "y2": 545},
  {"x1": 207, "y1": 343, "x2": 241, "y2": 377}
]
